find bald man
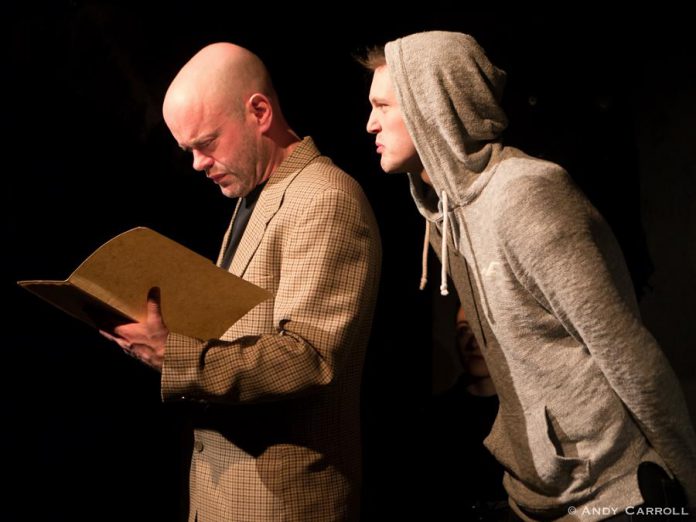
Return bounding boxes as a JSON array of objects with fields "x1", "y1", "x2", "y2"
[{"x1": 103, "y1": 43, "x2": 381, "y2": 521}]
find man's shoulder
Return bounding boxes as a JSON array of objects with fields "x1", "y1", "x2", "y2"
[
  {"x1": 277, "y1": 155, "x2": 378, "y2": 237},
  {"x1": 486, "y1": 150, "x2": 590, "y2": 241},
  {"x1": 289, "y1": 154, "x2": 365, "y2": 199},
  {"x1": 495, "y1": 149, "x2": 567, "y2": 185},
  {"x1": 487, "y1": 150, "x2": 574, "y2": 208}
]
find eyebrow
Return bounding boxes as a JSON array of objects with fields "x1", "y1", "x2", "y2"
[{"x1": 369, "y1": 96, "x2": 389, "y2": 105}]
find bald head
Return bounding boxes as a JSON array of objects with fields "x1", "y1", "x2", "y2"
[
  {"x1": 163, "y1": 43, "x2": 276, "y2": 124},
  {"x1": 161, "y1": 43, "x2": 299, "y2": 199}
]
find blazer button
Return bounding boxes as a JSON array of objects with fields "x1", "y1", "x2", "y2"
[{"x1": 194, "y1": 440, "x2": 204, "y2": 453}]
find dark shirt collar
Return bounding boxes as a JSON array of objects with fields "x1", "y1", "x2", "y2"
[{"x1": 242, "y1": 180, "x2": 266, "y2": 209}]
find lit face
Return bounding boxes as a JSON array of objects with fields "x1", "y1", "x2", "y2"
[
  {"x1": 164, "y1": 99, "x2": 260, "y2": 199},
  {"x1": 456, "y1": 306, "x2": 489, "y2": 378},
  {"x1": 367, "y1": 66, "x2": 423, "y2": 175}
]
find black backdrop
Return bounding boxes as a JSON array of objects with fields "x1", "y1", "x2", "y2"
[{"x1": 7, "y1": 4, "x2": 695, "y2": 521}]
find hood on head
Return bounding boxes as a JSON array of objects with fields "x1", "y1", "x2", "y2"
[{"x1": 385, "y1": 31, "x2": 508, "y2": 214}]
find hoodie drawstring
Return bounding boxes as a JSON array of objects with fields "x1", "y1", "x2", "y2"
[
  {"x1": 419, "y1": 220, "x2": 430, "y2": 290},
  {"x1": 440, "y1": 191, "x2": 449, "y2": 296},
  {"x1": 419, "y1": 192, "x2": 450, "y2": 296}
]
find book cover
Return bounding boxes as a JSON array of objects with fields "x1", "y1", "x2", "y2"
[{"x1": 18, "y1": 227, "x2": 271, "y2": 339}]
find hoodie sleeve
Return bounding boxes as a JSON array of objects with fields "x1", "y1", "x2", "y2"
[{"x1": 496, "y1": 170, "x2": 696, "y2": 505}]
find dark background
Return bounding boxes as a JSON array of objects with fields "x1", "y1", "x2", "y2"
[{"x1": 6, "y1": 4, "x2": 695, "y2": 521}]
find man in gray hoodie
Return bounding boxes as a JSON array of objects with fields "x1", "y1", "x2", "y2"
[{"x1": 361, "y1": 31, "x2": 696, "y2": 520}]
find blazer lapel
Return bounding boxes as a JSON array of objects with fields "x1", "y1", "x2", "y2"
[{"x1": 228, "y1": 137, "x2": 321, "y2": 277}]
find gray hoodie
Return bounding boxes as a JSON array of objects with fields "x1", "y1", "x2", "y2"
[{"x1": 385, "y1": 31, "x2": 696, "y2": 519}]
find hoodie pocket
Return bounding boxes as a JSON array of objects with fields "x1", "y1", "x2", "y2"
[
  {"x1": 486, "y1": 403, "x2": 593, "y2": 502},
  {"x1": 532, "y1": 405, "x2": 592, "y2": 495}
]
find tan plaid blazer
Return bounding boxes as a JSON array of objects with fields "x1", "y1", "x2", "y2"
[{"x1": 162, "y1": 138, "x2": 381, "y2": 521}]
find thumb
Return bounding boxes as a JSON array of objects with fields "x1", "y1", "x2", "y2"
[{"x1": 146, "y1": 286, "x2": 162, "y2": 322}]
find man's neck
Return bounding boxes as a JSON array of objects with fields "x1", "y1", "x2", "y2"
[
  {"x1": 260, "y1": 130, "x2": 301, "y2": 184},
  {"x1": 466, "y1": 377, "x2": 497, "y2": 397},
  {"x1": 420, "y1": 169, "x2": 432, "y2": 185}
]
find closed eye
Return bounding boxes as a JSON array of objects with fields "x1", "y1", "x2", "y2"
[
  {"x1": 196, "y1": 138, "x2": 215, "y2": 151},
  {"x1": 181, "y1": 134, "x2": 218, "y2": 153}
]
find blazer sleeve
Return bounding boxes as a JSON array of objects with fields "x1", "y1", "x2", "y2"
[
  {"x1": 160, "y1": 186, "x2": 379, "y2": 404},
  {"x1": 497, "y1": 172, "x2": 696, "y2": 505}
]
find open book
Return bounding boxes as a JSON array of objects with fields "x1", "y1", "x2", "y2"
[{"x1": 17, "y1": 227, "x2": 271, "y2": 339}]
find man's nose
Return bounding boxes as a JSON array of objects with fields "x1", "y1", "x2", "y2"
[
  {"x1": 192, "y1": 149, "x2": 214, "y2": 172},
  {"x1": 366, "y1": 109, "x2": 380, "y2": 134}
]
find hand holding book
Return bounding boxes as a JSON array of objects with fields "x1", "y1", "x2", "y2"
[{"x1": 99, "y1": 287, "x2": 169, "y2": 371}]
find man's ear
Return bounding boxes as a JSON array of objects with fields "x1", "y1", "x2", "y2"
[{"x1": 247, "y1": 93, "x2": 272, "y2": 132}]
